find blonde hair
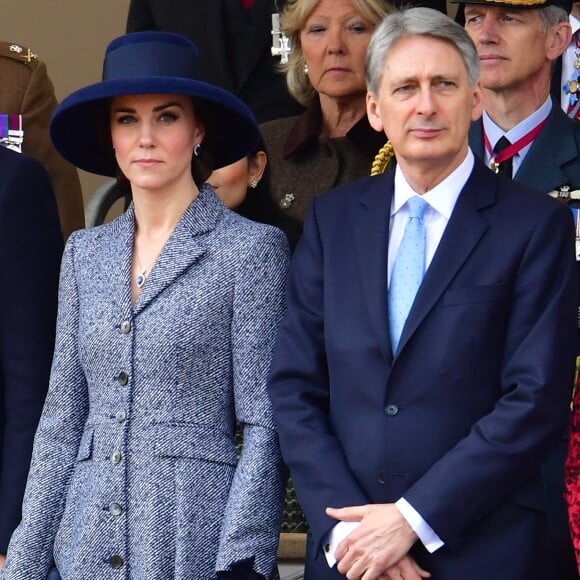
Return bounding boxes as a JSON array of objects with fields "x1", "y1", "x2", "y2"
[{"x1": 281, "y1": 0, "x2": 392, "y2": 106}]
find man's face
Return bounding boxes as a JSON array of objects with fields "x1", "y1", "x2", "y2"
[
  {"x1": 366, "y1": 34, "x2": 482, "y2": 178},
  {"x1": 464, "y1": 5, "x2": 554, "y2": 93}
]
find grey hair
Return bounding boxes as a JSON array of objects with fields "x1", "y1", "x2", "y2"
[
  {"x1": 366, "y1": 7, "x2": 480, "y2": 96},
  {"x1": 538, "y1": 5, "x2": 568, "y2": 31}
]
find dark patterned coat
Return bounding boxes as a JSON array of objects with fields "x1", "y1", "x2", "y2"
[{"x1": 1, "y1": 187, "x2": 288, "y2": 579}]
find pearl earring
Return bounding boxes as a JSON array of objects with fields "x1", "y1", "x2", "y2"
[{"x1": 304, "y1": 64, "x2": 309, "y2": 74}]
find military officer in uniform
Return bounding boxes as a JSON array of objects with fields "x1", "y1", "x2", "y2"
[{"x1": 0, "y1": 41, "x2": 84, "y2": 239}]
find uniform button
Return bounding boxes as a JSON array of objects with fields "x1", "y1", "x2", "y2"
[
  {"x1": 110, "y1": 450, "x2": 122, "y2": 465},
  {"x1": 117, "y1": 372, "x2": 129, "y2": 386},
  {"x1": 115, "y1": 410, "x2": 127, "y2": 423},
  {"x1": 120, "y1": 320, "x2": 131, "y2": 334},
  {"x1": 384, "y1": 404, "x2": 399, "y2": 416},
  {"x1": 109, "y1": 502, "x2": 123, "y2": 516},
  {"x1": 378, "y1": 473, "x2": 385, "y2": 484},
  {"x1": 109, "y1": 555, "x2": 124, "y2": 569}
]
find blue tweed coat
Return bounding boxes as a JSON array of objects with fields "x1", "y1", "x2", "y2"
[{"x1": 2, "y1": 186, "x2": 289, "y2": 580}]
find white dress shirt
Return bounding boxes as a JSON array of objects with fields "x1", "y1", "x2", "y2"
[{"x1": 324, "y1": 150, "x2": 476, "y2": 567}]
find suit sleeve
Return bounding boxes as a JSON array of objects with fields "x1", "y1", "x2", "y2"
[
  {"x1": 267, "y1": 202, "x2": 372, "y2": 551},
  {"x1": 216, "y1": 226, "x2": 289, "y2": 578},
  {"x1": 20, "y1": 59, "x2": 84, "y2": 239},
  {"x1": 1, "y1": 232, "x2": 88, "y2": 579},
  {"x1": 126, "y1": 0, "x2": 157, "y2": 32},
  {"x1": 403, "y1": 201, "x2": 578, "y2": 547},
  {"x1": 0, "y1": 152, "x2": 63, "y2": 553}
]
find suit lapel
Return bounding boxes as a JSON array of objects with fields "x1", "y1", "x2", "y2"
[
  {"x1": 396, "y1": 162, "x2": 493, "y2": 354},
  {"x1": 353, "y1": 172, "x2": 393, "y2": 362},
  {"x1": 132, "y1": 188, "x2": 220, "y2": 316},
  {"x1": 515, "y1": 107, "x2": 577, "y2": 192}
]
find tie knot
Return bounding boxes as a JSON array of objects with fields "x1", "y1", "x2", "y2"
[
  {"x1": 407, "y1": 196, "x2": 428, "y2": 220},
  {"x1": 494, "y1": 136, "x2": 511, "y2": 154}
]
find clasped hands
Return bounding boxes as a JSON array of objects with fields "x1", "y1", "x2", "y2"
[{"x1": 326, "y1": 503, "x2": 431, "y2": 580}]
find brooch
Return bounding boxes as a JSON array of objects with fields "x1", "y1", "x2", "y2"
[{"x1": 279, "y1": 193, "x2": 295, "y2": 209}]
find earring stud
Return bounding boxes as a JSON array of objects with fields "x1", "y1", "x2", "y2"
[{"x1": 249, "y1": 179, "x2": 259, "y2": 189}]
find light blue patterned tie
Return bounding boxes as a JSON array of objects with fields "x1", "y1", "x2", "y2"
[{"x1": 389, "y1": 196, "x2": 428, "y2": 353}]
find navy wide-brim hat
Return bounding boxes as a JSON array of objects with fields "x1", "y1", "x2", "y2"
[{"x1": 50, "y1": 31, "x2": 260, "y2": 177}]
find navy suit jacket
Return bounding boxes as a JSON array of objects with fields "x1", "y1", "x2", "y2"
[
  {"x1": 0, "y1": 146, "x2": 62, "y2": 552},
  {"x1": 268, "y1": 160, "x2": 578, "y2": 579}
]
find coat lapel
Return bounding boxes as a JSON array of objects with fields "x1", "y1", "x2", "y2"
[
  {"x1": 396, "y1": 162, "x2": 493, "y2": 354},
  {"x1": 107, "y1": 208, "x2": 135, "y2": 319},
  {"x1": 132, "y1": 187, "x2": 220, "y2": 316},
  {"x1": 353, "y1": 172, "x2": 393, "y2": 363}
]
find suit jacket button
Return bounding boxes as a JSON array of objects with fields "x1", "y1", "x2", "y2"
[
  {"x1": 384, "y1": 404, "x2": 398, "y2": 416},
  {"x1": 117, "y1": 372, "x2": 129, "y2": 386},
  {"x1": 109, "y1": 555, "x2": 124, "y2": 569},
  {"x1": 109, "y1": 502, "x2": 123, "y2": 516},
  {"x1": 120, "y1": 320, "x2": 131, "y2": 334}
]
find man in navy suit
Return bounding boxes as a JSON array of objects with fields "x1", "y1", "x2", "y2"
[
  {"x1": 0, "y1": 146, "x2": 62, "y2": 570},
  {"x1": 268, "y1": 7, "x2": 578, "y2": 579}
]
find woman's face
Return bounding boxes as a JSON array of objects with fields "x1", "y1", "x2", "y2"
[
  {"x1": 110, "y1": 93, "x2": 204, "y2": 195},
  {"x1": 300, "y1": 0, "x2": 375, "y2": 102},
  {"x1": 207, "y1": 151, "x2": 267, "y2": 210}
]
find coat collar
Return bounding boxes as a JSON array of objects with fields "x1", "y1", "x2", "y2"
[
  {"x1": 353, "y1": 160, "x2": 494, "y2": 361},
  {"x1": 282, "y1": 97, "x2": 385, "y2": 160},
  {"x1": 107, "y1": 184, "x2": 222, "y2": 316}
]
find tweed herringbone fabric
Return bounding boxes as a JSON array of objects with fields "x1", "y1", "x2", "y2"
[{"x1": 2, "y1": 186, "x2": 289, "y2": 580}]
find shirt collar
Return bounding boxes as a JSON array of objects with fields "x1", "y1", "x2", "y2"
[
  {"x1": 482, "y1": 96, "x2": 552, "y2": 151},
  {"x1": 570, "y1": 13, "x2": 580, "y2": 37},
  {"x1": 392, "y1": 150, "x2": 475, "y2": 220}
]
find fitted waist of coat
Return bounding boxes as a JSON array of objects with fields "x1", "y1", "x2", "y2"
[{"x1": 79, "y1": 421, "x2": 239, "y2": 466}]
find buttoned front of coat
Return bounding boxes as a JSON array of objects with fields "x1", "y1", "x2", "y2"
[{"x1": 2, "y1": 187, "x2": 288, "y2": 580}]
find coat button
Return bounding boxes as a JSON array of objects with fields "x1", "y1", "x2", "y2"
[
  {"x1": 117, "y1": 372, "x2": 129, "y2": 386},
  {"x1": 120, "y1": 320, "x2": 131, "y2": 334},
  {"x1": 110, "y1": 451, "x2": 122, "y2": 465},
  {"x1": 109, "y1": 502, "x2": 123, "y2": 516},
  {"x1": 115, "y1": 410, "x2": 127, "y2": 423},
  {"x1": 384, "y1": 404, "x2": 399, "y2": 416},
  {"x1": 109, "y1": 555, "x2": 124, "y2": 569}
]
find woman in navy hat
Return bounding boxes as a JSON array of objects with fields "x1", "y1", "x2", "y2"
[{"x1": 1, "y1": 31, "x2": 288, "y2": 580}]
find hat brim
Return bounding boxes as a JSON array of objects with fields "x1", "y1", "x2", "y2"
[{"x1": 50, "y1": 77, "x2": 260, "y2": 177}]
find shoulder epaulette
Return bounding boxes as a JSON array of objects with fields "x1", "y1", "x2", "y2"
[{"x1": 0, "y1": 41, "x2": 38, "y2": 67}]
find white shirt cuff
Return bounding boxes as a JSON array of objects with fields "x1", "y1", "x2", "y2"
[
  {"x1": 396, "y1": 497, "x2": 444, "y2": 553},
  {"x1": 322, "y1": 520, "x2": 360, "y2": 568}
]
